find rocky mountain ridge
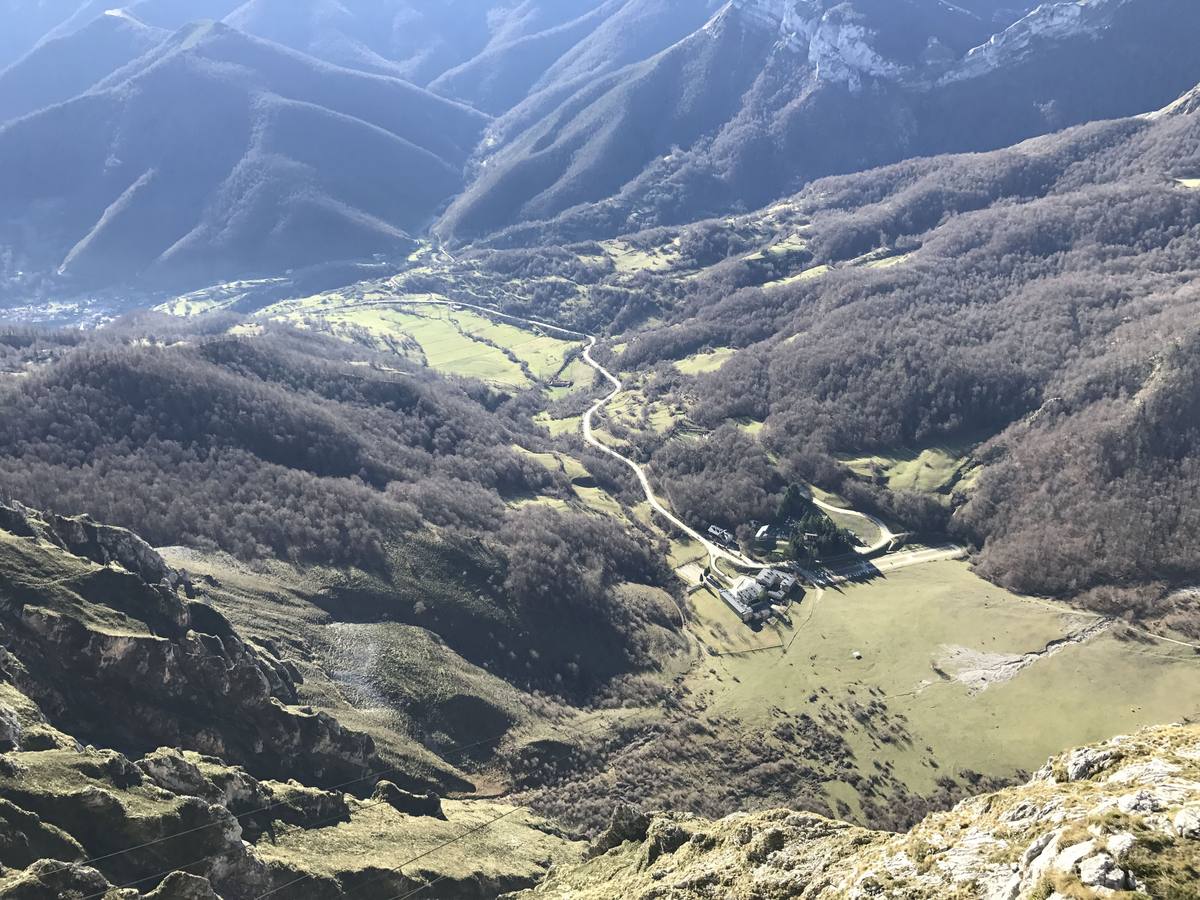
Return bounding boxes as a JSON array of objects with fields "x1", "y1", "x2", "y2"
[
  {"x1": 515, "y1": 723, "x2": 1200, "y2": 899},
  {"x1": 0, "y1": 500, "x2": 580, "y2": 898},
  {"x1": 730, "y1": 0, "x2": 1132, "y2": 90},
  {"x1": 0, "y1": 500, "x2": 378, "y2": 787}
]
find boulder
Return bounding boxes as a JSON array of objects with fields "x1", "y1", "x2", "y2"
[
  {"x1": 1078, "y1": 852, "x2": 1126, "y2": 890},
  {"x1": 138, "y1": 749, "x2": 220, "y2": 801},
  {"x1": 1117, "y1": 790, "x2": 1165, "y2": 814},
  {"x1": 1052, "y1": 839, "x2": 1095, "y2": 874},
  {"x1": 1173, "y1": 805, "x2": 1200, "y2": 839},
  {"x1": 1105, "y1": 831, "x2": 1135, "y2": 860},
  {"x1": 1064, "y1": 747, "x2": 1122, "y2": 781}
]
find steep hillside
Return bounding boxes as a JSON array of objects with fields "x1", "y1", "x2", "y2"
[
  {"x1": 0, "y1": 321, "x2": 684, "y2": 697},
  {"x1": 223, "y1": 0, "x2": 609, "y2": 87},
  {"x1": 440, "y1": 0, "x2": 1200, "y2": 243},
  {"x1": 0, "y1": 501, "x2": 580, "y2": 899},
  {"x1": 324, "y1": 79, "x2": 1200, "y2": 627},
  {"x1": 0, "y1": 21, "x2": 487, "y2": 295},
  {"x1": 515, "y1": 723, "x2": 1200, "y2": 899},
  {"x1": 605, "y1": 85, "x2": 1200, "y2": 613},
  {"x1": 0, "y1": 12, "x2": 167, "y2": 125},
  {"x1": 0, "y1": 0, "x2": 84, "y2": 68}
]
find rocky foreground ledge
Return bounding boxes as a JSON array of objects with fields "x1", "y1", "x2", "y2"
[{"x1": 513, "y1": 723, "x2": 1200, "y2": 900}]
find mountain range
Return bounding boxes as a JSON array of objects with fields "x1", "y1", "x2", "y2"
[{"x1": 4, "y1": 0, "x2": 1200, "y2": 299}]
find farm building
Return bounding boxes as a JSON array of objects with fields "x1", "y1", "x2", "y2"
[{"x1": 719, "y1": 568, "x2": 800, "y2": 624}]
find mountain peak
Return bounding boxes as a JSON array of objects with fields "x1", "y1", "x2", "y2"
[{"x1": 1154, "y1": 81, "x2": 1200, "y2": 118}]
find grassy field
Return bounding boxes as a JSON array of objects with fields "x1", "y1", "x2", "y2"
[
  {"x1": 600, "y1": 240, "x2": 677, "y2": 273},
  {"x1": 684, "y1": 561, "x2": 1200, "y2": 801},
  {"x1": 864, "y1": 251, "x2": 914, "y2": 269},
  {"x1": 675, "y1": 347, "x2": 737, "y2": 375},
  {"x1": 766, "y1": 264, "x2": 831, "y2": 289},
  {"x1": 259, "y1": 797, "x2": 579, "y2": 891},
  {"x1": 258, "y1": 300, "x2": 583, "y2": 390},
  {"x1": 822, "y1": 506, "x2": 883, "y2": 548},
  {"x1": 841, "y1": 440, "x2": 979, "y2": 496},
  {"x1": 603, "y1": 383, "x2": 687, "y2": 433},
  {"x1": 533, "y1": 412, "x2": 583, "y2": 437}
]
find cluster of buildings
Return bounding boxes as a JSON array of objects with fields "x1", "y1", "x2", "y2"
[{"x1": 718, "y1": 568, "x2": 799, "y2": 624}]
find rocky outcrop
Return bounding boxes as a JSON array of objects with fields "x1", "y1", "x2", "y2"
[
  {"x1": 0, "y1": 504, "x2": 379, "y2": 788},
  {"x1": 371, "y1": 780, "x2": 445, "y2": 819},
  {"x1": 947, "y1": 0, "x2": 1134, "y2": 83},
  {"x1": 0, "y1": 500, "x2": 187, "y2": 597},
  {"x1": 0, "y1": 505, "x2": 584, "y2": 898},
  {"x1": 513, "y1": 724, "x2": 1200, "y2": 899}
]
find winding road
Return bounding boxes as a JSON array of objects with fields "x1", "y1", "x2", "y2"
[
  {"x1": 333, "y1": 296, "x2": 950, "y2": 585},
  {"x1": 331, "y1": 296, "x2": 762, "y2": 572},
  {"x1": 810, "y1": 497, "x2": 899, "y2": 556}
]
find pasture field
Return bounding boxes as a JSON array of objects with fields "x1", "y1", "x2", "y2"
[
  {"x1": 533, "y1": 412, "x2": 583, "y2": 437},
  {"x1": 766, "y1": 263, "x2": 831, "y2": 288},
  {"x1": 841, "y1": 439, "x2": 980, "y2": 496},
  {"x1": 684, "y1": 561, "x2": 1200, "y2": 799},
  {"x1": 259, "y1": 300, "x2": 582, "y2": 389},
  {"x1": 600, "y1": 240, "x2": 677, "y2": 273},
  {"x1": 604, "y1": 384, "x2": 687, "y2": 433},
  {"x1": 674, "y1": 347, "x2": 737, "y2": 375}
]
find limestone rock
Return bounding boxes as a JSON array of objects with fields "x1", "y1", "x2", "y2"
[
  {"x1": 137, "y1": 749, "x2": 222, "y2": 800},
  {"x1": 513, "y1": 723, "x2": 1200, "y2": 900},
  {"x1": 0, "y1": 859, "x2": 112, "y2": 899},
  {"x1": 371, "y1": 780, "x2": 444, "y2": 819},
  {"x1": 586, "y1": 804, "x2": 652, "y2": 859},
  {"x1": 1174, "y1": 804, "x2": 1200, "y2": 838},
  {"x1": 1065, "y1": 747, "x2": 1122, "y2": 781},
  {"x1": 0, "y1": 505, "x2": 381, "y2": 788},
  {"x1": 145, "y1": 871, "x2": 221, "y2": 900},
  {"x1": 641, "y1": 819, "x2": 692, "y2": 867},
  {"x1": 262, "y1": 779, "x2": 349, "y2": 828},
  {"x1": 1078, "y1": 852, "x2": 1125, "y2": 890}
]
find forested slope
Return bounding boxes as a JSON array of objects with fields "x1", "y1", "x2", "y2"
[
  {"x1": 0, "y1": 320, "x2": 682, "y2": 696},
  {"x1": 441, "y1": 0, "x2": 1200, "y2": 243},
  {"x1": 0, "y1": 21, "x2": 486, "y2": 296},
  {"x1": 591, "y1": 88, "x2": 1200, "y2": 623}
]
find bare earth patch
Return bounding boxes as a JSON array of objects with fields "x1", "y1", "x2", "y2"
[{"x1": 935, "y1": 618, "x2": 1112, "y2": 695}]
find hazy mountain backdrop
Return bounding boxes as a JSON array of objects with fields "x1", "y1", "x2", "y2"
[
  {"x1": 4, "y1": 4, "x2": 1200, "y2": 900},
  {"x1": 4, "y1": 0, "x2": 1200, "y2": 299}
]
